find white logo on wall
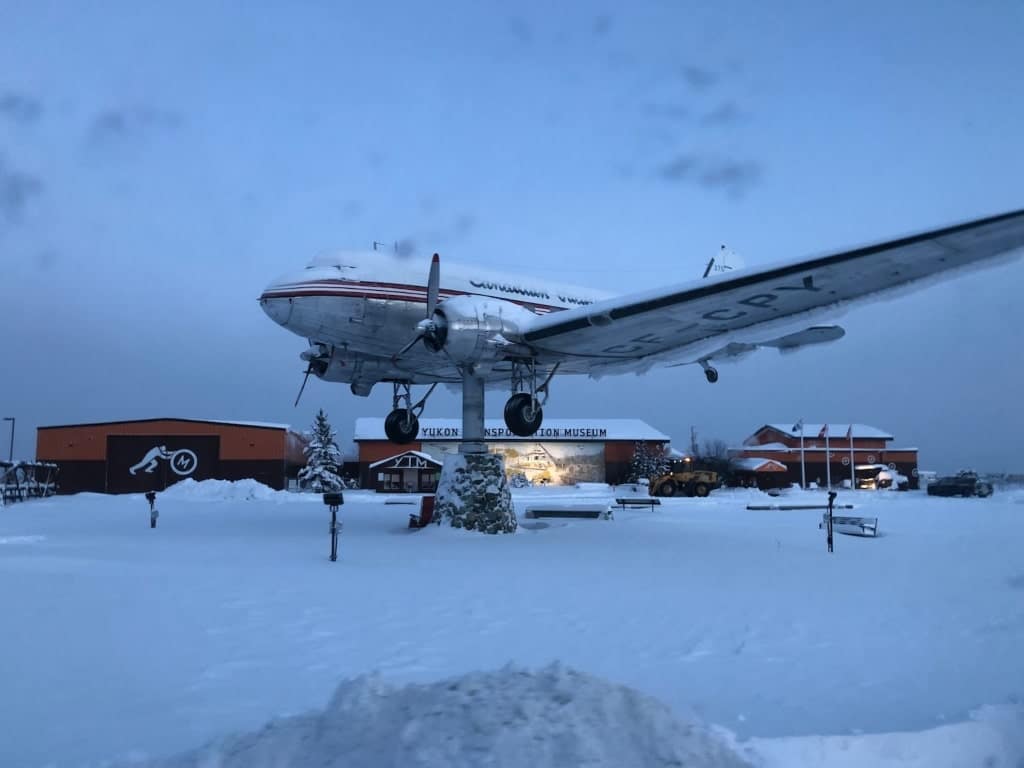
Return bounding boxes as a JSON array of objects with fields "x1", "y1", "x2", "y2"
[{"x1": 129, "y1": 445, "x2": 198, "y2": 476}]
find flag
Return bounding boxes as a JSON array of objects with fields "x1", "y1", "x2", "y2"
[
  {"x1": 792, "y1": 419, "x2": 803, "y2": 433},
  {"x1": 845, "y1": 424, "x2": 853, "y2": 440},
  {"x1": 818, "y1": 424, "x2": 828, "y2": 439}
]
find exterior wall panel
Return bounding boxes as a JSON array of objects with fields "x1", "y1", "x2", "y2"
[
  {"x1": 355, "y1": 439, "x2": 665, "y2": 490},
  {"x1": 36, "y1": 419, "x2": 305, "y2": 494}
]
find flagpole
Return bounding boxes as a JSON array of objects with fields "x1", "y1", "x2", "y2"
[
  {"x1": 800, "y1": 421, "x2": 806, "y2": 489},
  {"x1": 824, "y1": 424, "x2": 831, "y2": 489},
  {"x1": 849, "y1": 424, "x2": 855, "y2": 490}
]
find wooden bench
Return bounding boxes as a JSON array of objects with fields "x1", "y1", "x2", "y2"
[
  {"x1": 615, "y1": 497, "x2": 661, "y2": 511},
  {"x1": 821, "y1": 514, "x2": 879, "y2": 537},
  {"x1": 524, "y1": 503, "x2": 611, "y2": 520},
  {"x1": 408, "y1": 496, "x2": 436, "y2": 529}
]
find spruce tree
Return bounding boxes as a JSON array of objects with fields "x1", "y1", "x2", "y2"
[
  {"x1": 627, "y1": 441, "x2": 670, "y2": 483},
  {"x1": 298, "y1": 409, "x2": 344, "y2": 492}
]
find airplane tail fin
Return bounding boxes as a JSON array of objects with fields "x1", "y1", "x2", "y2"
[{"x1": 705, "y1": 245, "x2": 745, "y2": 277}]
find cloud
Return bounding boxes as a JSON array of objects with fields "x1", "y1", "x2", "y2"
[
  {"x1": 643, "y1": 103, "x2": 690, "y2": 121},
  {"x1": 0, "y1": 91, "x2": 43, "y2": 124},
  {"x1": 698, "y1": 159, "x2": 761, "y2": 194},
  {"x1": 681, "y1": 65, "x2": 718, "y2": 90},
  {"x1": 394, "y1": 238, "x2": 416, "y2": 258},
  {"x1": 701, "y1": 101, "x2": 742, "y2": 125},
  {"x1": 89, "y1": 106, "x2": 181, "y2": 145},
  {"x1": 506, "y1": 16, "x2": 532, "y2": 44},
  {"x1": 658, "y1": 154, "x2": 698, "y2": 181},
  {"x1": 0, "y1": 156, "x2": 43, "y2": 224},
  {"x1": 453, "y1": 212, "x2": 476, "y2": 236},
  {"x1": 341, "y1": 200, "x2": 363, "y2": 219},
  {"x1": 657, "y1": 153, "x2": 761, "y2": 196}
]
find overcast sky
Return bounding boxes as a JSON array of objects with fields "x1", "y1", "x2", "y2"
[{"x1": 1, "y1": 0, "x2": 1022, "y2": 473}]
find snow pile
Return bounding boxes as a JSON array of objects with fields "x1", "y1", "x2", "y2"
[
  {"x1": 140, "y1": 665, "x2": 752, "y2": 768},
  {"x1": 753, "y1": 704, "x2": 1024, "y2": 768},
  {"x1": 160, "y1": 478, "x2": 287, "y2": 503}
]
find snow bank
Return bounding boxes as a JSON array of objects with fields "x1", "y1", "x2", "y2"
[
  {"x1": 754, "y1": 704, "x2": 1024, "y2": 768},
  {"x1": 138, "y1": 665, "x2": 752, "y2": 768},
  {"x1": 159, "y1": 478, "x2": 289, "y2": 503}
]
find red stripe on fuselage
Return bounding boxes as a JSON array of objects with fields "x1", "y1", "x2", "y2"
[{"x1": 260, "y1": 279, "x2": 563, "y2": 314}]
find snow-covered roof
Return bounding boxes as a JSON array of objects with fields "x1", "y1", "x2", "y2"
[
  {"x1": 752, "y1": 423, "x2": 894, "y2": 443},
  {"x1": 353, "y1": 418, "x2": 670, "y2": 442},
  {"x1": 206, "y1": 419, "x2": 294, "y2": 430},
  {"x1": 738, "y1": 442, "x2": 792, "y2": 452},
  {"x1": 369, "y1": 450, "x2": 443, "y2": 469},
  {"x1": 736, "y1": 445, "x2": 918, "y2": 454},
  {"x1": 38, "y1": 417, "x2": 295, "y2": 432},
  {"x1": 732, "y1": 457, "x2": 788, "y2": 472}
]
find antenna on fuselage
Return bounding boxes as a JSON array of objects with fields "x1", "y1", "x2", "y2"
[{"x1": 371, "y1": 241, "x2": 402, "y2": 254}]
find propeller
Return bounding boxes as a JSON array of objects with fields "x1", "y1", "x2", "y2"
[
  {"x1": 294, "y1": 363, "x2": 315, "y2": 407},
  {"x1": 294, "y1": 344, "x2": 331, "y2": 406},
  {"x1": 393, "y1": 253, "x2": 446, "y2": 359}
]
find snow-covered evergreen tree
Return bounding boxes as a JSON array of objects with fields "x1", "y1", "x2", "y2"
[
  {"x1": 626, "y1": 442, "x2": 670, "y2": 483},
  {"x1": 298, "y1": 409, "x2": 344, "y2": 493}
]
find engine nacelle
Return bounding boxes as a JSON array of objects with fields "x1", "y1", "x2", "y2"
[{"x1": 428, "y1": 295, "x2": 535, "y2": 363}]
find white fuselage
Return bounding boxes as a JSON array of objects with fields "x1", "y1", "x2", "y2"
[{"x1": 260, "y1": 250, "x2": 611, "y2": 388}]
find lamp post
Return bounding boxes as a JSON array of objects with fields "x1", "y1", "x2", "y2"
[
  {"x1": 2, "y1": 417, "x2": 13, "y2": 462},
  {"x1": 792, "y1": 419, "x2": 806, "y2": 489}
]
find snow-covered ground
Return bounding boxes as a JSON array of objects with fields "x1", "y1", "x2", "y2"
[{"x1": 1, "y1": 482, "x2": 1022, "y2": 767}]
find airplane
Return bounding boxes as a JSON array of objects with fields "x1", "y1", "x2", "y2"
[{"x1": 260, "y1": 209, "x2": 1024, "y2": 445}]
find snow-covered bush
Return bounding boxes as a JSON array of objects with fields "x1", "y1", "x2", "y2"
[
  {"x1": 508, "y1": 471, "x2": 532, "y2": 489},
  {"x1": 298, "y1": 409, "x2": 344, "y2": 493}
]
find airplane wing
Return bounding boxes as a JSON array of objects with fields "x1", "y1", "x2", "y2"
[{"x1": 520, "y1": 209, "x2": 1024, "y2": 370}]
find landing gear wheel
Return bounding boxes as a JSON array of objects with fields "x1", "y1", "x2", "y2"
[
  {"x1": 385, "y1": 409, "x2": 420, "y2": 444},
  {"x1": 704, "y1": 366, "x2": 719, "y2": 384},
  {"x1": 657, "y1": 480, "x2": 677, "y2": 497},
  {"x1": 504, "y1": 393, "x2": 543, "y2": 437},
  {"x1": 693, "y1": 482, "x2": 710, "y2": 498}
]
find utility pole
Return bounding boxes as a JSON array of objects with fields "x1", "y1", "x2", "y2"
[
  {"x1": 2, "y1": 417, "x2": 13, "y2": 462},
  {"x1": 689, "y1": 426, "x2": 699, "y2": 458}
]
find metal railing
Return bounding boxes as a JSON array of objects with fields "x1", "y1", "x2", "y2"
[{"x1": 1, "y1": 461, "x2": 59, "y2": 504}]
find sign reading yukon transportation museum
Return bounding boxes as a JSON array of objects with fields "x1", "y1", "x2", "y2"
[{"x1": 420, "y1": 426, "x2": 609, "y2": 440}]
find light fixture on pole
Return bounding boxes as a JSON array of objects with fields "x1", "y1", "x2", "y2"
[
  {"x1": 2, "y1": 417, "x2": 13, "y2": 462},
  {"x1": 820, "y1": 423, "x2": 831, "y2": 489},
  {"x1": 847, "y1": 424, "x2": 855, "y2": 489}
]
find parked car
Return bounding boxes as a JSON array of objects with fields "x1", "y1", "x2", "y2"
[
  {"x1": 926, "y1": 470, "x2": 993, "y2": 498},
  {"x1": 855, "y1": 464, "x2": 909, "y2": 491}
]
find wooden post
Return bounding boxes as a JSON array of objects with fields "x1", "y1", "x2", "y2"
[{"x1": 826, "y1": 491, "x2": 836, "y2": 553}]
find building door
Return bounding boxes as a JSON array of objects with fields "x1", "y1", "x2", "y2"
[{"x1": 106, "y1": 435, "x2": 220, "y2": 493}]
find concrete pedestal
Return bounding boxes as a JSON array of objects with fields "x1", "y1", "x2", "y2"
[{"x1": 434, "y1": 452, "x2": 517, "y2": 534}]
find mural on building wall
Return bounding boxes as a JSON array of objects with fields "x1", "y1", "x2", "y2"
[{"x1": 420, "y1": 442, "x2": 605, "y2": 485}]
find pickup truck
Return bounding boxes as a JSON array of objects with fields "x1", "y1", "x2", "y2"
[{"x1": 926, "y1": 471, "x2": 993, "y2": 498}]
